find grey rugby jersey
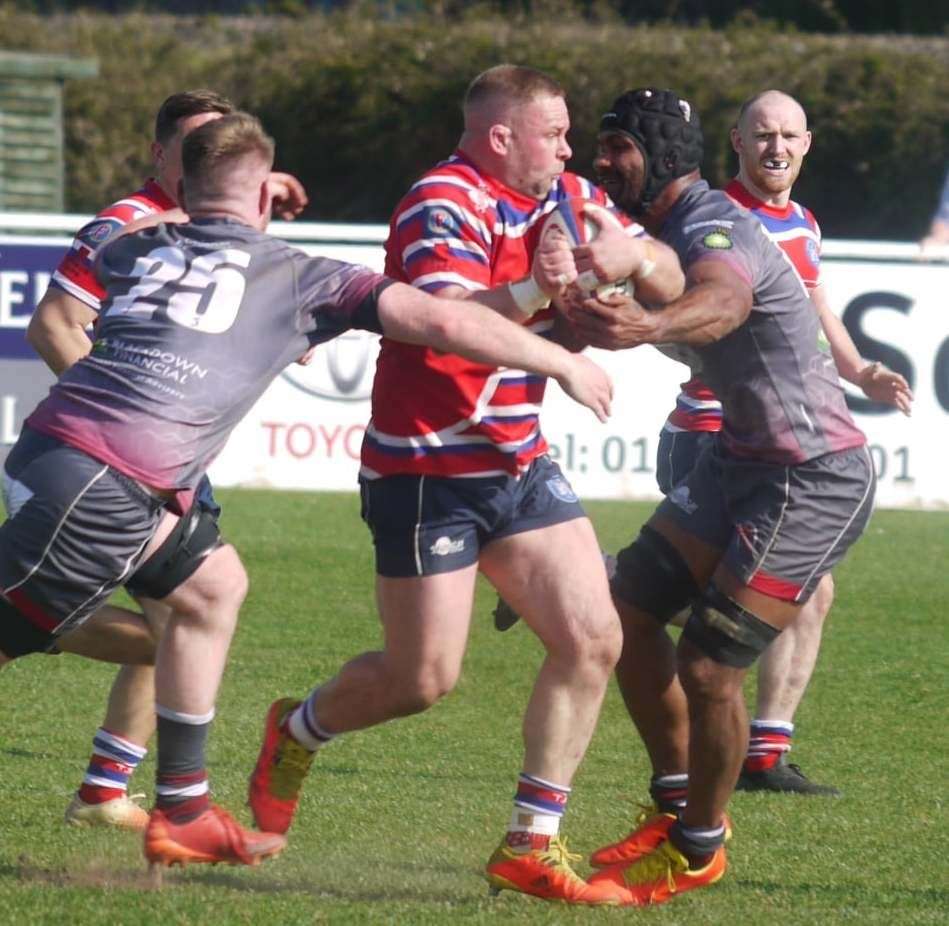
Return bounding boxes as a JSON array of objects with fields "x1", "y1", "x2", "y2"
[
  {"x1": 658, "y1": 180, "x2": 865, "y2": 463},
  {"x1": 28, "y1": 217, "x2": 388, "y2": 510}
]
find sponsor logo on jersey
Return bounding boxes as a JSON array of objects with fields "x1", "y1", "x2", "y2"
[
  {"x1": 702, "y1": 230, "x2": 733, "y2": 250},
  {"x1": 546, "y1": 476, "x2": 578, "y2": 503},
  {"x1": 684, "y1": 219, "x2": 735, "y2": 233},
  {"x1": 429, "y1": 535, "x2": 465, "y2": 556}
]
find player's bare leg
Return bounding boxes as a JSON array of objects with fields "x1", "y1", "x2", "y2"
[
  {"x1": 678, "y1": 571, "x2": 801, "y2": 834},
  {"x1": 63, "y1": 511, "x2": 177, "y2": 824},
  {"x1": 248, "y1": 565, "x2": 479, "y2": 836},
  {"x1": 64, "y1": 598, "x2": 170, "y2": 829},
  {"x1": 613, "y1": 600, "x2": 689, "y2": 777},
  {"x1": 588, "y1": 515, "x2": 721, "y2": 869},
  {"x1": 313, "y1": 565, "x2": 478, "y2": 731},
  {"x1": 480, "y1": 518, "x2": 621, "y2": 785},
  {"x1": 479, "y1": 517, "x2": 623, "y2": 905},
  {"x1": 756, "y1": 576, "x2": 832, "y2": 720},
  {"x1": 153, "y1": 544, "x2": 246, "y2": 716},
  {"x1": 587, "y1": 572, "x2": 807, "y2": 904},
  {"x1": 146, "y1": 545, "x2": 283, "y2": 874},
  {"x1": 741, "y1": 573, "x2": 837, "y2": 793},
  {"x1": 611, "y1": 516, "x2": 720, "y2": 792},
  {"x1": 55, "y1": 605, "x2": 156, "y2": 663}
]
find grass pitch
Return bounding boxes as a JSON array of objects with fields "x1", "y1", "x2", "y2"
[{"x1": 1, "y1": 490, "x2": 946, "y2": 924}]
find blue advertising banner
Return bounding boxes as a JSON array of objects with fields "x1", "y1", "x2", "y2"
[
  {"x1": 0, "y1": 236, "x2": 68, "y2": 461},
  {"x1": 0, "y1": 238, "x2": 69, "y2": 359},
  {"x1": 1, "y1": 226, "x2": 946, "y2": 507}
]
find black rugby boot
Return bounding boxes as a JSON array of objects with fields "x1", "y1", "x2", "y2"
[{"x1": 736, "y1": 756, "x2": 840, "y2": 796}]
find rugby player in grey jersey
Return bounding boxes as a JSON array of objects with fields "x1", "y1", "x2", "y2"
[
  {"x1": 558, "y1": 89, "x2": 877, "y2": 906},
  {"x1": 0, "y1": 112, "x2": 612, "y2": 873},
  {"x1": 26, "y1": 89, "x2": 310, "y2": 832}
]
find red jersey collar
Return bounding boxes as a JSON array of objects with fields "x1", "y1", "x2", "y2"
[
  {"x1": 141, "y1": 178, "x2": 178, "y2": 212},
  {"x1": 725, "y1": 178, "x2": 794, "y2": 220},
  {"x1": 451, "y1": 150, "x2": 546, "y2": 211}
]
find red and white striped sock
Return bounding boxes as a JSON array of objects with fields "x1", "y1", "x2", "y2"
[
  {"x1": 77, "y1": 727, "x2": 147, "y2": 804},
  {"x1": 745, "y1": 719, "x2": 793, "y2": 772}
]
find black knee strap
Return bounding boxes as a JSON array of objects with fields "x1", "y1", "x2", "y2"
[
  {"x1": 125, "y1": 503, "x2": 222, "y2": 600},
  {"x1": 683, "y1": 583, "x2": 780, "y2": 667},
  {"x1": 612, "y1": 524, "x2": 701, "y2": 623}
]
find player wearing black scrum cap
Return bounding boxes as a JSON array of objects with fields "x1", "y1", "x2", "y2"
[{"x1": 563, "y1": 89, "x2": 875, "y2": 907}]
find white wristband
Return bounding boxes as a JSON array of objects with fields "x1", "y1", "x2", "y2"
[
  {"x1": 633, "y1": 240, "x2": 658, "y2": 281},
  {"x1": 634, "y1": 258, "x2": 657, "y2": 281},
  {"x1": 507, "y1": 275, "x2": 551, "y2": 316}
]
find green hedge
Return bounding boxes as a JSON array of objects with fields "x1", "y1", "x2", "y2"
[{"x1": 2, "y1": 4, "x2": 947, "y2": 238}]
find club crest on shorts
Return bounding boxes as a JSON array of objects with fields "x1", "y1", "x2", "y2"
[
  {"x1": 429, "y1": 535, "x2": 465, "y2": 556},
  {"x1": 546, "y1": 476, "x2": 579, "y2": 504}
]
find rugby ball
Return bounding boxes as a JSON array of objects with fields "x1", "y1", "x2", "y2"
[{"x1": 540, "y1": 197, "x2": 634, "y2": 298}]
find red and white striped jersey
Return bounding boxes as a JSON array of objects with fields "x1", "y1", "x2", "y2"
[
  {"x1": 49, "y1": 179, "x2": 176, "y2": 311},
  {"x1": 361, "y1": 151, "x2": 644, "y2": 479},
  {"x1": 663, "y1": 177, "x2": 823, "y2": 434}
]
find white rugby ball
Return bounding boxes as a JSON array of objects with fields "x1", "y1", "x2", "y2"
[{"x1": 541, "y1": 197, "x2": 634, "y2": 298}]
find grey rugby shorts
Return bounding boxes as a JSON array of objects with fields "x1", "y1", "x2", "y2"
[
  {"x1": 1, "y1": 428, "x2": 164, "y2": 655},
  {"x1": 657, "y1": 437, "x2": 876, "y2": 602}
]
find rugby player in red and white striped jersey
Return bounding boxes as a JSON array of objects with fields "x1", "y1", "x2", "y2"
[
  {"x1": 246, "y1": 64, "x2": 685, "y2": 907},
  {"x1": 4, "y1": 110, "x2": 615, "y2": 871}
]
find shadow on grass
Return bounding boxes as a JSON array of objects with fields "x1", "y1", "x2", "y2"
[
  {"x1": 9, "y1": 857, "x2": 947, "y2": 909},
  {"x1": 0, "y1": 747, "x2": 55, "y2": 760},
  {"x1": 178, "y1": 856, "x2": 476, "y2": 901},
  {"x1": 2, "y1": 856, "x2": 155, "y2": 891},
  {"x1": 737, "y1": 877, "x2": 949, "y2": 906},
  {"x1": 2, "y1": 855, "x2": 475, "y2": 903}
]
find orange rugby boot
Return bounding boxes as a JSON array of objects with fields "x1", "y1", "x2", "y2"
[
  {"x1": 589, "y1": 804, "x2": 677, "y2": 868},
  {"x1": 591, "y1": 804, "x2": 733, "y2": 868},
  {"x1": 144, "y1": 803, "x2": 286, "y2": 869},
  {"x1": 485, "y1": 835, "x2": 620, "y2": 905},
  {"x1": 588, "y1": 838, "x2": 727, "y2": 906},
  {"x1": 248, "y1": 698, "x2": 314, "y2": 834}
]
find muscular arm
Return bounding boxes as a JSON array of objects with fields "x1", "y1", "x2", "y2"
[
  {"x1": 812, "y1": 283, "x2": 913, "y2": 414},
  {"x1": 569, "y1": 258, "x2": 751, "y2": 350},
  {"x1": 26, "y1": 288, "x2": 98, "y2": 375},
  {"x1": 376, "y1": 282, "x2": 612, "y2": 422}
]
